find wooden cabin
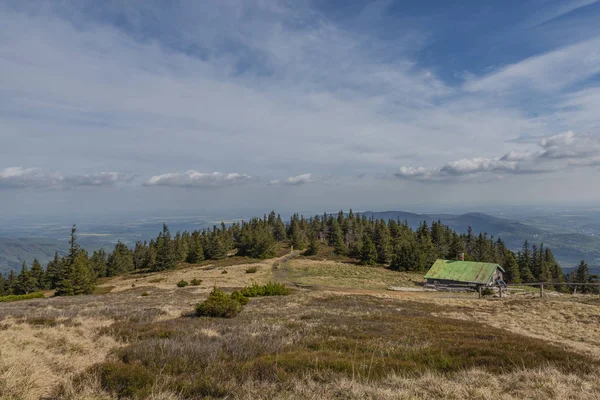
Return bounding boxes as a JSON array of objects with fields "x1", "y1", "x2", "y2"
[{"x1": 424, "y1": 259, "x2": 505, "y2": 288}]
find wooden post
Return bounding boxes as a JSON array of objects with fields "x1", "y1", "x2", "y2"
[
  {"x1": 499, "y1": 286, "x2": 503, "y2": 298},
  {"x1": 478, "y1": 287, "x2": 482, "y2": 299},
  {"x1": 540, "y1": 283, "x2": 544, "y2": 298}
]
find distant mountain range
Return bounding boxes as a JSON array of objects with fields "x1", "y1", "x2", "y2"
[
  {"x1": 1, "y1": 210, "x2": 599, "y2": 275},
  {"x1": 0, "y1": 237, "x2": 68, "y2": 275},
  {"x1": 363, "y1": 211, "x2": 600, "y2": 273}
]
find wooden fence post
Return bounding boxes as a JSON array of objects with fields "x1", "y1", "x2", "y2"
[
  {"x1": 540, "y1": 283, "x2": 544, "y2": 298},
  {"x1": 499, "y1": 286, "x2": 503, "y2": 298},
  {"x1": 478, "y1": 287, "x2": 482, "y2": 299}
]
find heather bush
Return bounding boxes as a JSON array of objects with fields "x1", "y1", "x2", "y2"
[
  {"x1": 240, "y1": 282, "x2": 290, "y2": 297},
  {"x1": 98, "y1": 361, "x2": 154, "y2": 399},
  {"x1": 196, "y1": 287, "x2": 242, "y2": 318},
  {"x1": 190, "y1": 278, "x2": 203, "y2": 286},
  {"x1": 230, "y1": 290, "x2": 249, "y2": 305},
  {"x1": 245, "y1": 266, "x2": 258, "y2": 274},
  {"x1": 177, "y1": 280, "x2": 189, "y2": 288},
  {"x1": 0, "y1": 292, "x2": 44, "y2": 302}
]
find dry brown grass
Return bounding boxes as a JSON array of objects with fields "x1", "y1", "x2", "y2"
[
  {"x1": 2, "y1": 257, "x2": 600, "y2": 399},
  {"x1": 100, "y1": 256, "x2": 283, "y2": 293},
  {"x1": 418, "y1": 296, "x2": 600, "y2": 360},
  {"x1": 0, "y1": 316, "x2": 119, "y2": 399}
]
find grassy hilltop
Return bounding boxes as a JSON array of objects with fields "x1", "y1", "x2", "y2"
[{"x1": 1, "y1": 246, "x2": 600, "y2": 399}]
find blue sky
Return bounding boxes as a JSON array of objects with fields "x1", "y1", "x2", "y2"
[{"x1": 1, "y1": 0, "x2": 600, "y2": 216}]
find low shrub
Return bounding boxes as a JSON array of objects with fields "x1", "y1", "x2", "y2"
[
  {"x1": 177, "y1": 280, "x2": 189, "y2": 288},
  {"x1": 190, "y1": 278, "x2": 203, "y2": 286},
  {"x1": 245, "y1": 266, "x2": 258, "y2": 274},
  {"x1": 221, "y1": 270, "x2": 228, "y2": 274},
  {"x1": 98, "y1": 361, "x2": 154, "y2": 399},
  {"x1": 196, "y1": 287, "x2": 242, "y2": 318},
  {"x1": 0, "y1": 292, "x2": 45, "y2": 302},
  {"x1": 230, "y1": 290, "x2": 249, "y2": 305},
  {"x1": 148, "y1": 278, "x2": 164, "y2": 283},
  {"x1": 141, "y1": 291, "x2": 150, "y2": 297},
  {"x1": 240, "y1": 282, "x2": 290, "y2": 297},
  {"x1": 481, "y1": 287, "x2": 494, "y2": 296}
]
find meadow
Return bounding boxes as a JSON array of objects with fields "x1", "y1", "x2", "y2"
[{"x1": 1, "y1": 250, "x2": 600, "y2": 399}]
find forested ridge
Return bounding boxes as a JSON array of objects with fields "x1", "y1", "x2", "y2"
[{"x1": 1, "y1": 210, "x2": 597, "y2": 296}]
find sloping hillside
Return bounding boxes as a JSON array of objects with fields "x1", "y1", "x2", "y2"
[
  {"x1": 364, "y1": 211, "x2": 600, "y2": 269},
  {"x1": 0, "y1": 238, "x2": 67, "y2": 275}
]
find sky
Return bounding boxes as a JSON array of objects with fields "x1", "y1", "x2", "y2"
[{"x1": 1, "y1": 0, "x2": 600, "y2": 217}]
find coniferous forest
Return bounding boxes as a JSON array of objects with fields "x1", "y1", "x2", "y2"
[{"x1": 1, "y1": 210, "x2": 597, "y2": 297}]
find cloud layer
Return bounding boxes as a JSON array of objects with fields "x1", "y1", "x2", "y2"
[
  {"x1": 395, "y1": 131, "x2": 600, "y2": 182},
  {"x1": 0, "y1": 167, "x2": 132, "y2": 189},
  {"x1": 1, "y1": 1, "x2": 600, "y2": 212},
  {"x1": 144, "y1": 171, "x2": 253, "y2": 188}
]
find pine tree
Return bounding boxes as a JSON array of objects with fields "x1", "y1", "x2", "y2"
[
  {"x1": 55, "y1": 226, "x2": 96, "y2": 296},
  {"x1": 305, "y1": 231, "x2": 320, "y2": 256},
  {"x1": 517, "y1": 241, "x2": 535, "y2": 282},
  {"x1": 15, "y1": 261, "x2": 37, "y2": 294},
  {"x1": 502, "y1": 250, "x2": 521, "y2": 284},
  {"x1": 359, "y1": 234, "x2": 378, "y2": 265},
  {"x1": 390, "y1": 241, "x2": 421, "y2": 272},
  {"x1": 574, "y1": 260, "x2": 589, "y2": 294},
  {"x1": 106, "y1": 242, "x2": 134, "y2": 276},
  {"x1": 6, "y1": 270, "x2": 17, "y2": 295},
  {"x1": 91, "y1": 248, "x2": 108, "y2": 277},
  {"x1": 154, "y1": 224, "x2": 177, "y2": 270},
  {"x1": 45, "y1": 251, "x2": 62, "y2": 289},
  {"x1": 373, "y1": 220, "x2": 390, "y2": 264},
  {"x1": 291, "y1": 224, "x2": 308, "y2": 251},
  {"x1": 272, "y1": 214, "x2": 287, "y2": 241},
  {"x1": 133, "y1": 242, "x2": 148, "y2": 270},
  {"x1": 187, "y1": 234, "x2": 205, "y2": 263},
  {"x1": 29, "y1": 258, "x2": 44, "y2": 291},
  {"x1": 56, "y1": 251, "x2": 95, "y2": 296}
]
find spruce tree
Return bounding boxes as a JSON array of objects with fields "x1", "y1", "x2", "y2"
[
  {"x1": 91, "y1": 248, "x2": 108, "y2": 277},
  {"x1": 106, "y1": 242, "x2": 134, "y2": 276},
  {"x1": 187, "y1": 234, "x2": 205, "y2": 263},
  {"x1": 501, "y1": 250, "x2": 521, "y2": 284},
  {"x1": 55, "y1": 225, "x2": 96, "y2": 296},
  {"x1": 45, "y1": 251, "x2": 62, "y2": 289},
  {"x1": 56, "y1": 251, "x2": 95, "y2": 296},
  {"x1": 154, "y1": 224, "x2": 177, "y2": 270},
  {"x1": 16, "y1": 262, "x2": 37, "y2": 294},
  {"x1": 574, "y1": 260, "x2": 589, "y2": 294},
  {"x1": 359, "y1": 234, "x2": 378, "y2": 265},
  {"x1": 373, "y1": 221, "x2": 390, "y2": 264},
  {"x1": 305, "y1": 231, "x2": 320, "y2": 256},
  {"x1": 29, "y1": 258, "x2": 44, "y2": 291}
]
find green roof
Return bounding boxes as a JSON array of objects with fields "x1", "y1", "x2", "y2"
[{"x1": 424, "y1": 259, "x2": 504, "y2": 284}]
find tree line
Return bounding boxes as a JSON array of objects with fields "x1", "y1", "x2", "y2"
[{"x1": 0, "y1": 210, "x2": 595, "y2": 296}]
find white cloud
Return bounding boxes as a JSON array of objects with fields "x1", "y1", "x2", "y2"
[
  {"x1": 465, "y1": 37, "x2": 600, "y2": 94},
  {"x1": 395, "y1": 131, "x2": 600, "y2": 182},
  {"x1": 144, "y1": 171, "x2": 253, "y2": 188},
  {"x1": 283, "y1": 173, "x2": 312, "y2": 185},
  {"x1": 0, "y1": 167, "x2": 131, "y2": 189}
]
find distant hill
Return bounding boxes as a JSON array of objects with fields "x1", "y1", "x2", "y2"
[
  {"x1": 363, "y1": 210, "x2": 600, "y2": 270},
  {"x1": 0, "y1": 238, "x2": 68, "y2": 275}
]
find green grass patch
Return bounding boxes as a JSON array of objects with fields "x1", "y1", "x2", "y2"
[
  {"x1": 92, "y1": 286, "x2": 115, "y2": 295},
  {"x1": 240, "y1": 282, "x2": 290, "y2": 297},
  {"x1": 0, "y1": 292, "x2": 44, "y2": 302}
]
